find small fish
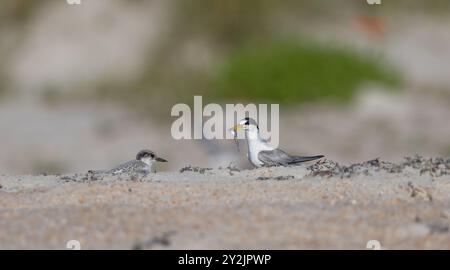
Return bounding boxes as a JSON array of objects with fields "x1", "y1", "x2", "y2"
[{"x1": 229, "y1": 128, "x2": 240, "y2": 152}]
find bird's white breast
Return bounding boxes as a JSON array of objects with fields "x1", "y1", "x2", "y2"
[
  {"x1": 141, "y1": 158, "x2": 155, "y2": 168},
  {"x1": 247, "y1": 138, "x2": 274, "y2": 167}
]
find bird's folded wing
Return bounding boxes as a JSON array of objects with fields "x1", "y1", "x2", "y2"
[
  {"x1": 258, "y1": 149, "x2": 291, "y2": 166},
  {"x1": 108, "y1": 160, "x2": 136, "y2": 174}
]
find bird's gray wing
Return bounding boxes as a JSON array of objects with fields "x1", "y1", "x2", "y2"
[
  {"x1": 257, "y1": 149, "x2": 292, "y2": 166},
  {"x1": 287, "y1": 155, "x2": 324, "y2": 164},
  {"x1": 258, "y1": 149, "x2": 324, "y2": 166},
  {"x1": 108, "y1": 160, "x2": 147, "y2": 174}
]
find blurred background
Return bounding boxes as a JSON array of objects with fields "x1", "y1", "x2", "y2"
[{"x1": 0, "y1": 0, "x2": 449, "y2": 174}]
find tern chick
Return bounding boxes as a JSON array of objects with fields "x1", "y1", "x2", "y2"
[
  {"x1": 231, "y1": 118, "x2": 324, "y2": 167},
  {"x1": 108, "y1": 149, "x2": 167, "y2": 175}
]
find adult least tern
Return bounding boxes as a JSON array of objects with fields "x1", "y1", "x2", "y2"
[
  {"x1": 231, "y1": 118, "x2": 324, "y2": 167},
  {"x1": 108, "y1": 149, "x2": 167, "y2": 175}
]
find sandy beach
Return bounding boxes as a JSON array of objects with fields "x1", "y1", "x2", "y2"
[
  {"x1": 1, "y1": 0, "x2": 450, "y2": 254},
  {"x1": 1, "y1": 157, "x2": 449, "y2": 250}
]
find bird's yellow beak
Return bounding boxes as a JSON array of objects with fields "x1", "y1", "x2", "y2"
[{"x1": 231, "y1": 124, "x2": 245, "y2": 132}]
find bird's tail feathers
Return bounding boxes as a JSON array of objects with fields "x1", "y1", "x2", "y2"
[{"x1": 289, "y1": 155, "x2": 324, "y2": 164}]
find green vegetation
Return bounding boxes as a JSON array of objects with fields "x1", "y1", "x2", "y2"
[
  {"x1": 24, "y1": 1, "x2": 403, "y2": 115},
  {"x1": 1, "y1": 0, "x2": 48, "y2": 24},
  {"x1": 212, "y1": 40, "x2": 401, "y2": 104},
  {"x1": 98, "y1": 39, "x2": 402, "y2": 119}
]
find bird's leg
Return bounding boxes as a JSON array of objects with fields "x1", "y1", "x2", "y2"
[{"x1": 233, "y1": 134, "x2": 240, "y2": 152}]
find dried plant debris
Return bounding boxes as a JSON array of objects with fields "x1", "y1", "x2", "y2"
[
  {"x1": 58, "y1": 171, "x2": 106, "y2": 183},
  {"x1": 226, "y1": 164, "x2": 241, "y2": 176},
  {"x1": 257, "y1": 175, "x2": 295, "y2": 181},
  {"x1": 308, "y1": 156, "x2": 450, "y2": 178},
  {"x1": 179, "y1": 166, "x2": 213, "y2": 174},
  {"x1": 132, "y1": 231, "x2": 176, "y2": 250},
  {"x1": 59, "y1": 172, "x2": 103, "y2": 183},
  {"x1": 59, "y1": 170, "x2": 155, "y2": 183}
]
